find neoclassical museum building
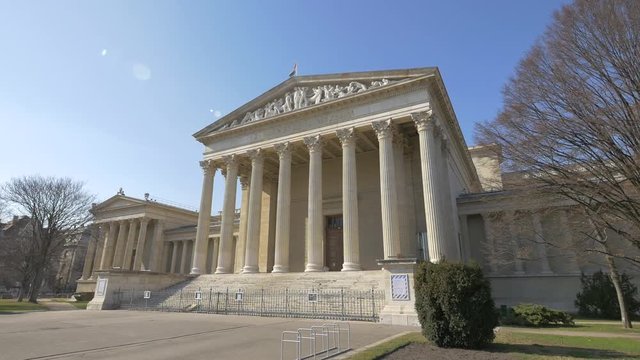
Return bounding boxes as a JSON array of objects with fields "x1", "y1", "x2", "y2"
[{"x1": 78, "y1": 67, "x2": 639, "y2": 325}]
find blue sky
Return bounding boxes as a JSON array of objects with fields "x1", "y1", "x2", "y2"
[{"x1": 0, "y1": 0, "x2": 568, "y2": 215}]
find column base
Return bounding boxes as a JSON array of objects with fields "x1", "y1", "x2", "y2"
[
  {"x1": 271, "y1": 265, "x2": 289, "y2": 273},
  {"x1": 189, "y1": 267, "x2": 201, "y2": 275},
  {"x1": 341, "y1": 263, "x2": 362, "y2": 271},
  {"x1": 215, "y1": 267, "x2": 231, "y2": 274},
  {"x1": 305, "y1": 264, "x2": 324, "y2": 272},
  {"x1": 241, "y1": 266, "x2": 259, "y2": 274}
]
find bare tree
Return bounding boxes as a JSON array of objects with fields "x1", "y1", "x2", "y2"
[
  {"x1": 0, "y1": 176, "x2": 94, "y2": 303},
  {"x1": 476, "y1": 0, "x2": 640, "y2": 328}
]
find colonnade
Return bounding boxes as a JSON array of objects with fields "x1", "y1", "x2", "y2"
[
  {"x1": 480, "y1": 209, "x2": 581, "y2": 275},
  {"x1": 189, "y1": 110, "x2": 458, "y2": 274},
  {"x1": 79, "y1": 218, "x2": 165, "y2": 280}
]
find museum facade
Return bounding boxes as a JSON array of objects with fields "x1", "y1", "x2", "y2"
[{"x1": 78, "y1": 67, "x2": 638, "y2": 324}]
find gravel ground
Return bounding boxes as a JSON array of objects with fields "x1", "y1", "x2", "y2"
[{"x1": 380, "y1": 343, "x2": 515, "y2": 360}]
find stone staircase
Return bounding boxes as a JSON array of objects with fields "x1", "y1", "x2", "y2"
[{"x1": 119, "y1": 271, "x2": 386, "y2": 321}]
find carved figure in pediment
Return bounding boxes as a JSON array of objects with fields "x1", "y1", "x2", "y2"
[
  {"x1": 293, "y1": 87, "x2": 308, "y2": 109},
  {"x1": 264, "y1": 102, "x2": 276, "y2": 117},
  {"x1": 253, "y1": 107, "x2": 264, "y2": 121},
  {"x1": 284, "y1": 92, "x2": 294, "y2": 112},
  {"x1": 335, "y1": 85, "x2": 348, "y2": 98},
  {"x1": 323, "y1": 85, "x2": 335, "y2": 100},
  {"x1": 241, "y1": 112, "x2": 253, "y2": 124},
  {"x1": 310, "y1": 87, "x2": 323, "y2": 105},
  {"x1": 370, "y1": 78, "x2": 389, "y2": 88},
  {"x1": 348, "y1": 81, "x2": 367, "y2": 94}
]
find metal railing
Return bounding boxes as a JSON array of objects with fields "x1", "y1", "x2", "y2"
[
  {"x1": 114, "y1": 287, "x2": 384, "y2": 322},
  {"x1": 281, "y1": 323, "x2": 351, "y2": 360}
]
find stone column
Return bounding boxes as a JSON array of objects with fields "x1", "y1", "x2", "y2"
[
  {"x1": 438, "y1": 136, "x2": 459, "y2": 259},
  {"x1": 159, "y1": 241, "x2": 169, "y2": 273},
  {"x1": 272, "y1": 143, "x2": 292, "y2": 272},
  {"x1": 133, "y1": 218, "x2": 150, "y2": 271},
  {"x1": 79, "y1": 229, "x2": 98, "y2": 280},
  {"x1": 170, "y1": 241, "x2": 179, "y2": 273},
  {"x1": 191, "y1": 160, "x2": 216, "y2": 275},
  {"x1": 112, "y1": 220, "x2": 129, "y2": 268},
  {"x1": 235, "y1": 177, "x2": 250, "y2": 272},
  {"x1": 243, "y1": 149, "x2": 264, "y2": 273},
  {"x1": 531, "y1": 212, "x2": 552, "y2": 274},
  {"x1": 337, "y1": 128, "x2": 361, "y2": 271},
  {"x1": 505, "y1": 211, "x2": 525, "y2": 274},
  {"x1": 411, "y1": 111, "x2": 449, "y2": 262},
  {"x1": 393, "y1": 131, "x2": 411, "y2": 256},
  {"x1": 216, "y1": 155, "x2": 239, "y2": 274},
  {"x1": 180, "y1": 240, "x2": 190, "y2": 274},
  {"x1": 482, "y1": 212, "x2": 499, "y2": 274},
  {"x1": 100, "y1": 222, "x2": 118, "y2": 269},
  {"x1": 372, "y1": 119, "x2": 401, "y2": 259},
  {"x1": 459, "y1": 215, "x2": 469, "y2": 262},
  {"x1": 304, "y1": 135, "x2": 324, "y2": 272},
  {"x1": 122, "y1": 219, "x2": 138, "y2": 270},
  {"x1": 90, "y1": 224, "x2": 106, "y2": 276},
  {"x1": 210, "y1": 238, "x2": 220, "y2": 273},
  {"x1": 559, "y1": 209, "x2": 581, "y2": 273},
  {"x1": 148, "y1": 220, "x2": 165, "y2": 272}
]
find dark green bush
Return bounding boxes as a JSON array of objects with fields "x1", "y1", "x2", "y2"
[
  {"x1": 575, "y1": 271, "x2": 640, "y2": 319},
  {"x1": 73, "y1": 292, "x2": 94, "y2": 302},
  {"x1": 414, "y1": 261, "x2": 498, "y2": 349},
  {"x1": 500, "y1": 304, "x2": 574, "y2": 326}
]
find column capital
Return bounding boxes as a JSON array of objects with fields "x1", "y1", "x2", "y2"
[
  {"x1": 336, "y1": 127, "x2": 356, "y2": 147},
  {"x1": 139, "y1": 217, "x2": 150, "y2": 226},
  {"x1": 247, "y1": 148, "x2": 264, "y2": 162},
  {"x1": 411, "y1": 110, "x2": 436, "y2": 132},
  {"x1": 222, "y1": 154, "x2": 238, "y2": 167},
  {"x1": 199, "y1": 159, "x2": 216, "y2": 175},
  {"x1": 372, "y1": 119, "x2": 394, "y2": 140},
  {"x1": 274, "y1": 142, "x2": 292, "y2": 158},
  {"x1": 303, "y1": 135, "x2": 323, "y2": 153},
  {"x1": 239, "y1": 175, "x2": 250, "y2": 190}
]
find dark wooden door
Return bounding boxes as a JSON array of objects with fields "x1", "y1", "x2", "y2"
[{"x1": 325, "y1": 215, "x2": 344, "y2": 271}]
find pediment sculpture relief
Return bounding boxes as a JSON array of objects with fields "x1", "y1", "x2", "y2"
[{"x1": 220, "y1": 78, "x2": 396, "y2": 131}]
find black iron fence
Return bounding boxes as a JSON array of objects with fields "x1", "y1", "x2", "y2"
[{"x1": 114, "y1": 287, "x2": 384, "y2": 322}]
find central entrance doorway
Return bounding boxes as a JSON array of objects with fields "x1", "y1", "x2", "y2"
[{"x1": 325, "y1": 215, "x2": 344, "y2": 271}]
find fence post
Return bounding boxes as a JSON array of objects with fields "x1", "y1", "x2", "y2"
[
  {"x1": 285, "y1": 288, "x2": 289, "y2": 318},
  {"x1": 371, "y1": 288, "x2": 376, "y2": 321},
  {"x1": 130, "y1": 289, "x2": 134, "y2": 306},
  {"x1": 179, "y1": 289, "x2": 183, "y2": 312},
  {"x1": 225, "y1": 287, "x2": 229, "y2": 315},
  {"x1": 260, "y1": 288, "x2": 264, "y2": 317},
  {"x1": 208, "y1": 288, "x2": 212, "y2": 313}
]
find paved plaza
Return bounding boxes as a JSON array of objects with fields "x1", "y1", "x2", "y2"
[{"x1": 0, "y1": 310, "x2": 412, "y2": 360}]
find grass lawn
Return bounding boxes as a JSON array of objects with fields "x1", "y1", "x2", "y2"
[
  {"x1": 71, "y1": 301, "x2": 89, "y2": 309},
  {"x1": 503, "y1": 322, "x2": 640, "y2": 335},
  {"x1": 0, "y1": 299, "x2": 48, "y2": 313},
  {"x1": 347, "y1": 327, "x2": 640, "y2": 360}
]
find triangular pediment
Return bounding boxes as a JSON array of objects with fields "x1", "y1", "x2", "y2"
[
  {"x1": 193, "y1": 67, "x2": 437, "y2": 139},
  {"x1": 91, "y1": 195, "x2": 147, "y2": 213}
]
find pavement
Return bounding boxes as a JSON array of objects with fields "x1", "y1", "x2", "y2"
[
  {"x1": 0, "y1": 310, "x2": 414, "y2": 360},
  {"x1": 38, "y1": 300, "x2": 78, "y2": 311}
]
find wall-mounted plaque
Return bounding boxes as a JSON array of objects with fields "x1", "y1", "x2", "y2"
[
  {"x1": 96, "y1": 278, "x2": 108, "y2": 297},
  {"x1": 390, "y1": 274, "x2": 410, "y2": 301}
]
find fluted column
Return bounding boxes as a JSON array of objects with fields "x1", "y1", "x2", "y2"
[
  {"x1": 393, "y1": 131, "x2": 411, "y2": 256},
  {"x1": 180, "y1": 240, "x2": 189, "y2": 274},
  {"x1": 372, "y1": 119, "x2": 401, "y2": 259},
  {"x1": 79, "y1": 228, "x2": 98, "y2": 280},
  {"x1": 216, "y1": 155, "x2": 239, "y2": 274},
  {"x1": 304, "y1": 135, "x2": 324, "y2": 271},
  {"x1": 133, "y1": 218, "x2": 150, "y2": 271},
  {"x1": 210, "y1": 238, "x2": 220, "y2": 273},
  {"x1": 235, "y1": 177, "x2": 250, "y2": 272},
  {"x1": 531, "y1": 212, "x2": 552, "y2": 274},
  {"x1": 90, "y1": 224, "x2": 106, "y2": 277},
  {"x1": 191, "y1": 160, "x2": 216, "y2": 275},
  {"x1": 112, "y1": 220, "x2": 129, "y2": 268},
  {"x1": 337, "y1": 128, "x2": 361, "y2": 271},
  {"x1": 559, "y1": 209, "x2": 581, "y2": 273},
  {"x1": 148, "y1": 220, "x2": 165, "y2": 272},
  {"x1": 170, "y1": 241, "x2": 179, "y2": 273},
  {"x1": 243, "y1": 149, "x2": 264, "y2": 273},
  {"x1": 505, "y1": 211, "x2": 525, "y2": 274},
  {"x1": 411, "y1": 111, "x2": 449, "y2": 262},
  {"x1": 438, "y1": 136, "x2": 459, "y2": 259},
  {"x1": 122, "y1": 219, "x2": 138, "y2": 270},
  {"x1": 100, "y1": 222, "x2": 118, "y2": 269},
  {"x1": 482, "y1": 212, "x2": 499, "y2": 274},
  {"x1": 272, "y1": 143, "x2": 292, "y2": 273}
]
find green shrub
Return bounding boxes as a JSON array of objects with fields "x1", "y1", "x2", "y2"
[
  {"x1": 73, "y1": 292, "x2": 94, "y2": 302},
  {"x1": 414, "y1": 261, "x2": 498, "y2": 349},
  {"x1": 500, "y1": 304, "x2": 574, "y2": 326},
  {"x1": 575, "y1": 271, "x2": 640, "y2": 319}
]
